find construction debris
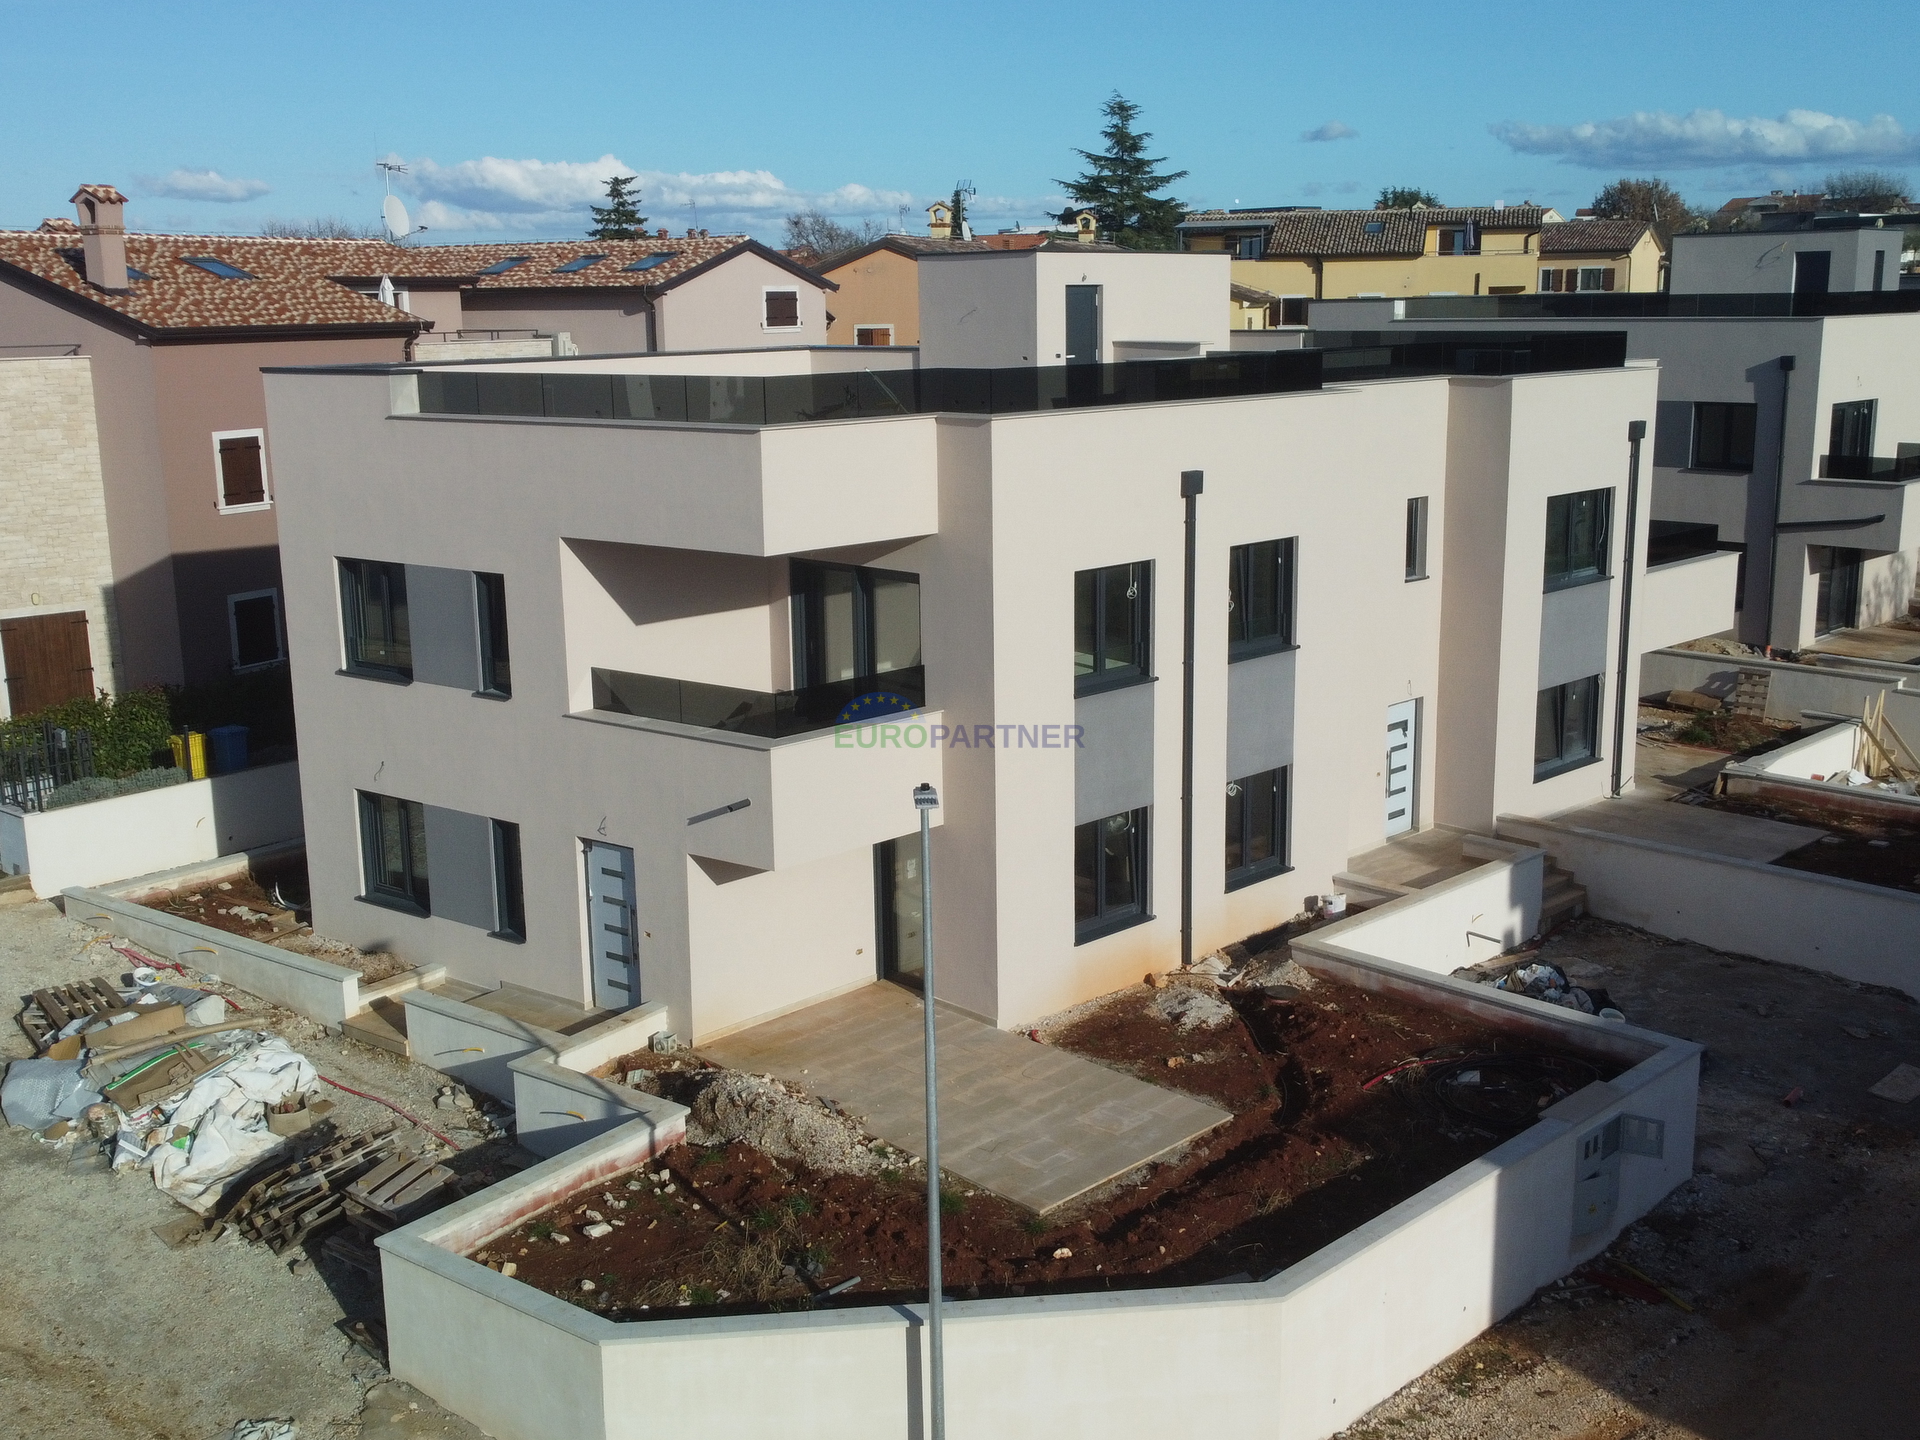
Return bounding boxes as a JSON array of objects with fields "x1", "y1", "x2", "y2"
[
  {"x1": 224, "y1": 1128, "x2": 416, "y2": 1252},
  {"x1": 1867, "y1": 1063, "x2": 1920, "y2": 1104}
]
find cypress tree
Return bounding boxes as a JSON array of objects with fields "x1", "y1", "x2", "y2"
[
  {"x1": 588, "y1": 175, "x2": 648, "y2": 240},
  {"x1": 1055, "y1": 93, "x2": 1188, "y2": 250}
]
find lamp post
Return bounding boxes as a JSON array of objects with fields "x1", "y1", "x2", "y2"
[{"x1": 912, "y1": 780, "x2": 945, "y2": 1440}]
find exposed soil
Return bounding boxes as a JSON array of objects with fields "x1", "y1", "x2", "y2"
[
  {"x1": 1705, "y1": 789, "x2": 1920, "y2": 894},
  {"x1": 475, "y1": 972, "x2": 1617, "y2": 1321},
  {"x1": 1666, "y1": 710, "x2": 1800, "y2": 755}
]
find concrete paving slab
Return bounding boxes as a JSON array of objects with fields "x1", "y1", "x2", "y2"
[
  {"x1": 1806, "y1": 620, "x2": 1920, "y2": 667},
  {"x1": 702, "y1": 982, "x2": 1230, "y2": 1212},
  {"x1": 1347, "y1": 829, "x2": 1477, "y2": 890},
  {"x1": 1549, "y1": 789, "x2": 1827, "y2": 862},
  {"x1": 467, "y1": 981, "x2": 604, "y2": 1036}
]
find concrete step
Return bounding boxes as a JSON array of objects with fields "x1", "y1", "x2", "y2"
[
  {"x1": 1541, "y1": 863, "x2": 1587, "y2": 926},
  {"x1": 342, "y1": 996, "x2": 411, "y2": 1057}
]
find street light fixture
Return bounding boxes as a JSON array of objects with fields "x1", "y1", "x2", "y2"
[{"x1": 911, "y1": 780, "x2": 945, "y2": 1440}]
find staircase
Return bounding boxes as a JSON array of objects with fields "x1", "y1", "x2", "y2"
[{"x1": 1541, "y1": 861, "x2": 1588, "y2": 930}]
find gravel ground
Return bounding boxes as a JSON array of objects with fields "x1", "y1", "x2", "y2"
[
  {"x1": 0, "y1": 897, "x2": 496, "y2": 1440},
  {"x1": 1337, "y1": 915, "x2": 1920, "y2": 1440}
]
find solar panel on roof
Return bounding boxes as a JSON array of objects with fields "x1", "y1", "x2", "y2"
[
  {"x1": 477, "y1": 257, "x2": 529, "y2": 275},
  {"x1": 623, "y1": 253, "x2": 675, "y2": 271},
  {"x1": 552, "y1": 254, "x2": 607, "y2": 273},
  {"x1": 181, "y1": 256, "x2": 256, "y2": 279},
  {"x1": 126, "y1": 267, "x2": 152, "y2": 281}
]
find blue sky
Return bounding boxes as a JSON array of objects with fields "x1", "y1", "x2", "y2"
[{"x1": 4, "y1": 0, "x2": 1916, "y2": 244}]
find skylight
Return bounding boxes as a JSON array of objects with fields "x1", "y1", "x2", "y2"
[
  {"x1": 126, "y1": 266, "x2": 152, "y2": 281},
  {"x1": 181, "y1": 256, "x2": 256, "y2": 280},
  {"x1": 553, "y1": 254, "x2": 608, "y2": 274},
  {"x1": 477, "y1": 257, "x2": 528, "y2": 275},
  {"x1": 1363, "y1": 221, "x2": 1386, "y2": 234},
  {"x1": 622, "y1": 253, "x2": 676, "y2": 272}
]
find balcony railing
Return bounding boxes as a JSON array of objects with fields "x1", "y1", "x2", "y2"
[
  {"x1": 415, "y1": 353, "x2": 1323, "y2": 426},
  {"x1": 590, "y1": 664, "x2": 927, "y2": 739},
  {"x1": 1310, "y1": 329, "x2": 1628, "y2": 380},
  {"x1": 1819, "y1": 452, "x2": 1920, "y2": 482},
  {"x1": 1396, "y1": 292, "x2": 1920, "y2": 321},
  {"x1": 1647, "y1": 520, "x2": 1722, "y2": 568}
]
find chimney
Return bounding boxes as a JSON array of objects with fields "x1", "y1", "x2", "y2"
[
  {"x1": 657, "y1": 228, "x2": 668, "y2": 238},
  {"x1": 71, "y1": 184, "x2": 130, "y2": 292},
  {"x1": 927, "y1": 201, "x2": 952, "y2": 241}
]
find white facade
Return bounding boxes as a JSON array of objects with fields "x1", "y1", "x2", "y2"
[
  {"x1": 266, "y1": 254, "x2": 1667, "y2": 1039},
  {"x1": 1671, "y1": 220, "x2": 1904, "y2": 296}
]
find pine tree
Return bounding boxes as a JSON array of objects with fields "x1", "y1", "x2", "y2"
[
  {"x1": 1055, "y1": 93, "x2": 1188, "y2": 250},
  {"x1": 1376, "y1": 187, "x2": 1441, "y2": 210},
  {"x1": 588, "y1": 175, "x2": 648, "y2": 240}
]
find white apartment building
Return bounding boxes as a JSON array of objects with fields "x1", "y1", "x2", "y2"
[
  {"x1": 1312, "y1": 212, "x2": 1920, "y2": 651},
  {"x1": 262, "y1": 251, "x2": 1723, "y2": 1041}
]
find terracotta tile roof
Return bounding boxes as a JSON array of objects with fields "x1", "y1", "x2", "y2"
[
  {"x1": 1181, "y1": 206, "x2": 1556, "y2": 258},
  {"x1": 1539, "y1": 218, "x2": 1655, "y2": 255},
  {"x1": 0, "y1": 229, "x2": 824, "y2": 335},
  {"x1": 72, "y1": 184, "x2": 130, "y2": 207},
  {"x1": 1231, "y1": 282, "x2": 1280, "y2": 304}
]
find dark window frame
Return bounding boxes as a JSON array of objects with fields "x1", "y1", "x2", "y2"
[
  {"x1": 1226, "y1": 767, "x2": 1291, "y2": 891},
  {"x1": 1690, "y1": 402, "x2": 1758, "y2": 472},
  {"x1": 1074, "y1": 807, "x2": 1151, "y2": 943},
  {"x1": 358, "y1": 791, "x2": 430, "y2": 915},
  {"x1": 475, "y1": 571, "x2": 511, "y2": 698},
  {"x1": 1534, "y1": 675, "x2": 1602, "y2": 781},
  {"x1": 490, "y1": 818, "x2": 525, "y2": 941},
  {"x1": 1543, "y1": 488, "x2": 1613, "y2": 592},
  {"x1": 228, "y1": 588, "x2": 284, "y2": 672},
  {"x1": 1075, "y1": 561, "x2": 1153, "y2": 694},
  {"x1": 1405, "y1": 497, "x2": 1430, "y2": 581},
  {"x1": 790, "y1": 559, "x2": 922, "y2": 688},
  {"x1": 1830, "y1": 399, "x2": 1876, "y2": 460},
  {"x1": 1228, "y1": 539, "x2": 1297, "y2": 660},
  {"x1": 339, "y1": 558, "x2": 413, "y2": 680}
]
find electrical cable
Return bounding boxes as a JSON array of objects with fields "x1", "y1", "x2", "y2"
[{"x1": 316, "y1": 1074, "x2": 461, "y2": 1150}]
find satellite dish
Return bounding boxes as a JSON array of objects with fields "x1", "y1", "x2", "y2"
[{"x1": 383, "y1": 195, "x2": 410, "y2": 242}]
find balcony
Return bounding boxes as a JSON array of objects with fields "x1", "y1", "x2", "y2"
[
  {"x1": 1819, "y1": 453, "x2": 1920, "y2": 482},
  {"x1": 1640, "y1": 548, "x2": 1742, "y2": 652},
  {"x1": 1396, "y1": 292, "x2": 1920, "y2": 320},
  {"x1": 591, "y1": 665, "x2": 926, "y2": 740},
  {"x1": 1310, "y1": 330, "x2": 1628, "y2": 380}
]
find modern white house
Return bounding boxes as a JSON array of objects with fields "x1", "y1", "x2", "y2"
[
  {"x1": 262, "y1": 251, "x2": 1722, "y2": 1043},
  {"x1": 1311, "y1": 212, "x2": 1920, "y2": 652}
]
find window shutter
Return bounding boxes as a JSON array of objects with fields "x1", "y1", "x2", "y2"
[
  {"x1": 218, "y1": 436, "x2": 266, "y2": 506},
  {"x1": 1601, "y1": 268, "x2": 1616, "y2": 292},
  {"x1": 764, "y1": 290, "x2": 800, "y2": 327}
]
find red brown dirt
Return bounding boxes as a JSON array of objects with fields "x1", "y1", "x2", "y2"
[
  {"x1": 1706, "y1": 790, "x2": 1920, "y2": 894},
  {"x1": 474, "y1": 972, "x2": 1617, "y2": 1322}
]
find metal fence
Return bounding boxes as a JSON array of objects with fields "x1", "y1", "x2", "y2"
[{"x1": 0, "y1": 723, "x2": 94, "y2": 813}]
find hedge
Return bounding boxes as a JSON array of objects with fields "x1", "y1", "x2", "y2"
[{"x1": 0, "y1": 687, "x2": 173, "y2": 778}]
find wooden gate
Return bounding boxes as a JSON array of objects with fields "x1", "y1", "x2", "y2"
[{"x1": 1, "y1": 611, "x2": 94, "y2": 715}]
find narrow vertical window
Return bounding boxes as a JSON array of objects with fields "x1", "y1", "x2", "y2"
[
  {"x1": 1533, "y1": 676, "x2": 1602, "y2": 780},
  {"x1": 476, "y1": 571, "x2": 511, "y2": 697},
  {"x1": 1074, "y1": 808, "x2": 1149, "y2": 941},
  {"x1": 339, "y1": 558, "x2": 412, "y2": 679},
  {"x1": 1404, "y1": 498, "x2": 1429, "y2": 580},
  {"x1": 1227, "y1": 539, "x2": 1296, "y2": 659},
  {"x1": 359, "y1": 791, "x2": 430, "y2": 911},
  {"x1": 1225, "y1": 768, "x2": 1290, "y2": 890},
  {"x1": 1829, "y1": 400, "x2": 1876, "y2": 460},
  {"x1": 228, "y1": 589, "x2": 284, "y2": 670},
  {"x1": 1073, "y1": 562, "x2": 1151, "y2": 692},
  {"x1": 491, "y1": 818, "x2": 525, "y2": 940}
]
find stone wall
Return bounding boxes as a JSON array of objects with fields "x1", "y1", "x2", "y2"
[{"x1": 0, "y1": 355, "x2": 121, "y2": 700}]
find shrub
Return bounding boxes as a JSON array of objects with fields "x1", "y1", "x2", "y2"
[
  {"x1": 1, "y1": 687, "x2": 174, "y2": 778},
  {"x1": 43, "y1": 767, "x2": 189, "y2": 810}
]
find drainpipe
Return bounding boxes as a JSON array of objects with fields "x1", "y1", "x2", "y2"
[
  {"x1": 1180, "y1": 470, "x2": 1204, "y2": 973},
  {"x1": 1610, "y1": 420, "x2": 1647, "y2": 797},
  {"x1": 1760, "y1": 356, "x2": 1796, "y2": 650}
]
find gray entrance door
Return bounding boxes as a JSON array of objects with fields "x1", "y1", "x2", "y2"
[
  {"x1": 1065, "y1": 285, "x2": 1100, "y2": 365},
  {"x1": 584, "y1": 840, "x2": 638, "y2": 1010}
]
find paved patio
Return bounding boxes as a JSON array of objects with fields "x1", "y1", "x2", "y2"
[
  {"x1": 1549, "y1": 786, "x2": 1826, "y2": 863},
  {"x1": 702, "y1": 983, "x2": 1231, "y2": 1212},
  {"x1": 1805, "y1": 618, "x2": 1920, "y2": 667}
]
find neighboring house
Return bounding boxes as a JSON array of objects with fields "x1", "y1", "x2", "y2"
[
  {"x1": 1537, "y1": 219, "x2": 1666, "y2": 295},
  {"x1": 0, "y1": 183, "x2": 837, "y2": 697},
  {"x1": 263, "y1": 248, "x2": 1707, "y2": 1045},
  {"x1": 1177, "y1": 205, "x2": 1566, "y2": 302},
  {"x1": 1311, "y1": 214, "x2": 1920, "y2": 650}
]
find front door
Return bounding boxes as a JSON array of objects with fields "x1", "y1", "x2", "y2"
[
  {"x1": 583, "y1": 840, "x2": 639, "y2": 1010},
  {"x1": 0, "y1": 611, "x2": 94, "y2": 716},
  {"x1": 873, "y1": 836, "x2": 924, "y2": 988},
  {"x1": 1384, "y1": 699, "x2": 1418, "y2": 837},
  {"x1": 1065, "y1": 285, "x2": 1100, "y2": 365},
  {"x1": 1792, "y1": 250, "x2": 1831, "y2": 299},
  {"x1": 1814, "y1": 547, "x2": 1863, "y2": 635}
]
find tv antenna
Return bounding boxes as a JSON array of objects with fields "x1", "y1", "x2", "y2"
[
  {"x1": 375, "y1": 159, "x2": 428, "y2": 243},
  {"x1": 953, "y1": 180, "x2": 977, "y2": 240},
  {"x1": 685, "y1": 197, "x2": 700, "y2": 234}
]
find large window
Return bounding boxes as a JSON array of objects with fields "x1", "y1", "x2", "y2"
[
  {"x1": 1074, "y1": 562, "x2": 1151, "y2": 693},
  {"x1": 359, "y1": 792, "x2": 429, "y2": 912},
  {"x1": 1226, "y1": 767, "x2": 1290, "y2": 891},
  {"x1": 1405, "y1": 498, "x2": 1429, "y2": 581},
  {"x1": 213, "y1": 430, "x2": 269, "y2": 511},
  {"x1": 339, "y1": 558, "x2": 411, "y2": 679},
  {"x1": 1691, "y1": 402, "x2": 1757, "y2": 471},
  {"x1": 1075, "y1": 808, "x2": 1149, "y2": 942},
  {"x1": 1830, "y1": 400, "x2": 1876, "y2": 460},
  {"x1": 228, "y1": 589, "x2": 283, "y2": 671},
  {"x1": 1228, "y1": 539, "x2": 1296, "y2": 659},
  {"x1": 790, "y1": 560, "x2": 921, "y2": 687},
  {"x1": 491, "y1": 818, "x2": 525, "y2": 941},
  {"x1": 1534, "y1": 676, "x2": 1601, "y2": 780},
  {"x1": 476, "y1": 571, "x2": 511, "y2": 697},
  {"x1": 1543, "y1": 489, "x2": 1612, "y2": 590}
]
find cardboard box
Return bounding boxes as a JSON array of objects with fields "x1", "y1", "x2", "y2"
[
  {"x1": 72, "y1": 1003, "x2": 187, "y2": 1056},
  {"x1": 104, "y1": 1045, "x2": 214, "y2": 1109}
]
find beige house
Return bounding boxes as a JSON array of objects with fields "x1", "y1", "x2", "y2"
[
  {"x1": 0, "y1": 184, "x2": 835, "y2": 698},
  {"x1": 1537, "y1": 219, "x2": 1666, "y2": 294},
  {"x1": 262, "y1": 249, "x2": 1726, "y2": 1044}
]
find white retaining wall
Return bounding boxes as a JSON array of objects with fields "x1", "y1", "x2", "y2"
[
  {"x1": 1318, "y1": 847, "x2": 1544, "y2": 972},
  {"x1": 1639, "y1": 649, "x2": 1920, "y2": 725},
  {"x1": 1, "y1": 761, "x2": 304, "y2": 897},
  {"x1": 1497, "y1": 812, "x2": 1920, "y2": 998},
  {"x1": 376, "y1": 853, "x2": 1701, "y2": 1440}
]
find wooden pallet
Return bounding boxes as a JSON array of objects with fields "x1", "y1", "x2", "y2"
[
  {"x1": 1732, "y1": 668, "x2": 1771, "y2": 718},
  {"x1": 224, "y1": 1128, "x2": 403, "y2": 1254},
  {"x1": 17, "y1": 975, "x2": 126, "y2": 1051},
  {"x1": 343, "y1": 1153, "x2": 457, "y2": 1232}
]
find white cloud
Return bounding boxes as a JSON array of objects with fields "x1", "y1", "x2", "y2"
[
  {"x1": 136, "y1": 168, "x2": 271, "y2": 203},
  {"x1": 1491, "y1": 109, "x2": 1920, "y2": 169},
  {"x1": 1300, "y1": 121, "x2": 1358, "y2": 143}
]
